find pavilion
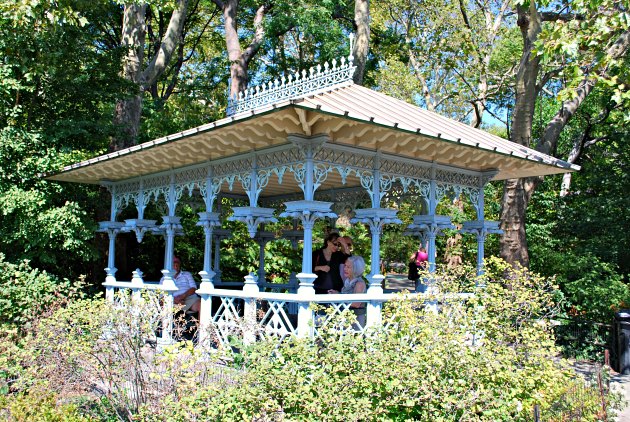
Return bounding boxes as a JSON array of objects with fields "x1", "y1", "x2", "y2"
[{"x1": 47, "y1": 44, "x2": 578, "y2": 347}]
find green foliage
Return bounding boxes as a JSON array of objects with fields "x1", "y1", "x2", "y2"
[
  {"x1": 153, "y1": 260, "x2": 616, "y2": 421},
  {"x1": 0, "y1": 391, "x2": 93, "y2": 422},
  {"x1": 0, "y1": 128, "x2": 98, "y2": 276},
  {"x1": 559, "y1": 256, "x2": 629, "y2": 321},
  {"x1": 0, "y1": 253, "x2": 86, "y2": 331},
  {"x1": 526, "y1": 89, "x2": 630, "y2": 326},
  {"x1": 0, "y1": 1, "x2": 125, "y2": 281},
  {"x1": 537, "y1": 0, "x2": 630, "y2": 111},
  {"x1": 0, "y1": 262, "x2": 619, "y2": 420},
  {"x1": 0, "y1": 292, "x2": 237, "y2": 420}
]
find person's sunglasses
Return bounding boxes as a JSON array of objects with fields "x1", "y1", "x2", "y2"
[{"x1": 333, "y1": 242, "x2": 341, "y2": 247}]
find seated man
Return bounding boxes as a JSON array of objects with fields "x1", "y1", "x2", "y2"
[{"x1": 160, "y1": 256, "x2": 201, "y2": 315}]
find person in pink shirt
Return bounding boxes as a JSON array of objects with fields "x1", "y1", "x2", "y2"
[{"x1": 408, "y1": 245, "x2": 428, "y2": 292}]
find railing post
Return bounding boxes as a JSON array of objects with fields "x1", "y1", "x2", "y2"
[
  {"x1": 197, "y1": 211, "x2": 220, "y2": 348},
  {"x1": 243, "y1": 273, "x2": 260, "y2": 345},
  {"x1": 296, "y1": 273, "x2": 317, "y2": 338},
  {"x1": 158, "y1": 269, "x2": 178, "y2": 349},
  {"x1": 130, "y1": 268, "x2": 144, "y2": 304},
  {"x1": 366, "y1": 274, "x2": 384, "y2": 328},
  {"x1": 104, "y1": 271, "x2": 116, "y2": 302}
]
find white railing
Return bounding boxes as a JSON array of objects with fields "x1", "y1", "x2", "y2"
[{"x1": 103, "y1": 271, "x2": 473, "y2": 349}]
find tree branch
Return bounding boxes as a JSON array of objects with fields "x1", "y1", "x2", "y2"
[
  {"x1": 538, "y1": 29, "x2": 630, "y2": 155},
  {"x1": 540, "y1": 12, "x2": 583, "y2": 22},
  {"x1": 141, "y1": 0, "x2": 189, "y2": 87}
]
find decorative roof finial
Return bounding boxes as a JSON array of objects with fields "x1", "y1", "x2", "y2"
[{"x1": 348, "y1": 33, "x2": 355, "y2": 66}]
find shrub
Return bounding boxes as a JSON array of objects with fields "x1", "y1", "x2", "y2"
[
  {"x1": 153, "y1": 258, "x2": 618, "y2": 421},
  {"x1": 0, "y1": 291, "x2": 230, "y2": 420},
  {"x1": 0, "y1": 260, "x2": 620, "y2": 421},
  {"x1": 0, "y1": 392, "x2": 93, "y2": 421},
  {"x1": 0, "y1": 253, "x2": 86, "y2": 331}
]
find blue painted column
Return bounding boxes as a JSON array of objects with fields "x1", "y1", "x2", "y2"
[
  {"x1": 99, "y1": 184, "x2": 124, "y2": 302},
  {"x1": 158, "y1": 174, "x2": 181, "y2": 347},
  {"x1": 427, "y1": 169, "x2": 438, "y2": 273},
  {"x1": 475, "y1": 183, "x2": 485, "y2": 275},
  {"x1": 352, "y1": 208, "x2": 401, "y2": 328},
  {"x1": 461, "y1": 172, "x2": 501, "y2": 277},
  {"x1": 282, "y1": 134, "x2": 335, "y2": 338}
]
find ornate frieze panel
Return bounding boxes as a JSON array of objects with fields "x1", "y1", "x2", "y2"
[
  {"x1": 141, "y1": 174, "x2": 170, "y2": 202},
  {"x1": 315, "y1": 146, "x2": 374, "y2": 170},
  {"x1": 256, "y1": 147, "x2": 303, "y2": 169},
  {"x1": 110, "y1": 180, "x2": 140, "y2": 212},
  {"x1": 380, "y1": 159, "x2": 432, "y2": 181},
  {"x1": 435, "y1": 168, "x2": 480, "y2": 188},
  {"x1": 175, "y1": 166, "x2": 207, "y2": 195},
  {"x1": 106, "y1": 141, "x2": 493, "y2": 220},
  {"x1": 213, "y1": 156, "x2": 253, "y2": 178}
]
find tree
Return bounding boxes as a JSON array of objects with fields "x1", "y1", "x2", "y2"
[
  {"x1": 111, "y1": 0, "x2": 191, "y2": 150},
  {"x1": 352, "y1": 0, "x2": 370, "y2": 85},
  {"x1": 0, "y1": 1, "x2": 130, "y2": 278},
  {"x1": 215, "y1": 0, "x2": 359, "y2": 99},
  {"x1": 371, "y1": 0, "x2": 517, "y2": 124},
  {"x1": 499, "y1": 0, "x2": 630, "y2": 268}
]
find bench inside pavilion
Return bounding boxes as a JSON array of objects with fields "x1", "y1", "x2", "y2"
[{"x1": 48, "y1": 46, "x2": 578, "y2": 348}]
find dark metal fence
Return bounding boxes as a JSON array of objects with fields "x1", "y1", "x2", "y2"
[
  {"x1": 533, "y1": 363, "x2": 611, "y2": 421},
  {"x1": 553, "y1": 316, "x2": 615, "y2": 364}
]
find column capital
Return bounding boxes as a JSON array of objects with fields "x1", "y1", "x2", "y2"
[
  {"x1": 122, "y1": 219, "x2": 158, "y2": 242},
  {"x1": 196, "y1": 211, "x2": 221, "y2": 226},
  {"x1": 280, "y1": 200, "x2": 337, "y2": 227},
  {"x1": 460, "y1": 220, "x2": 503, "y2": 238},
  {"x1": 350, "y1": 208, "x2": 402, "y2": 232},
  {"x1": 97, "y1": 221, "x2": 126, "y2": 236},
  {"x1": 228, "y1": 207, "x2": 277, "y2": 237}
]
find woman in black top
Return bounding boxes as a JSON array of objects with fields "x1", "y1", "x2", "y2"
[{"x1": 312, "y1": 233, "x2": 342, "y2": 294}]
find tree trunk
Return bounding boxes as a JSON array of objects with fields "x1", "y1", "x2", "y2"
[
  {"x1": 219, "y1": 0, "x2": 267, "y2": 98},
  {"x1": 500, "y1": 17, "x2": 630, "y2": 267},
  {"x1": 353, "y1": 0, "x2": 370, "y2": 85},
  {"x1": 498, "y1": 2, "x2": 541, "y2": 268},
  {"x1": 499, "y1": 177, "x2": 538, "y2": 268},
  {"x1": 112, "y1": 3, "x2": 147, "y2": 151},
  {"x1": 111, "y1": 0, "x2": 189, "y2": 151}
]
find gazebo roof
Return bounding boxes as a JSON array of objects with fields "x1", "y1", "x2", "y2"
[{"x1": 47, "y1": 81, "x2": 578, "y2": 186}]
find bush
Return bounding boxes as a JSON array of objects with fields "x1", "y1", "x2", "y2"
[
  {"x1": 0, "y1": 291, "x2": 230, "y2": 419},
  {"x1": 0, "y1": 253, "x2": 86, "y2": 331},
  {"x1": 0, "y1": 260, "x2": 619, "y2": 421},
  {"x1": 558, "y1": 255, "x2": 630, "y2": 322},
  {"x1": 153, "y1": 258, "x2": 618, "y2": 421},
  {"x1": 0, "y1": 392, "x2": 93, "y2": 421}
]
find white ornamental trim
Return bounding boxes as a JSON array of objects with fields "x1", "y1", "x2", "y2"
[{"x1": 227, "y1": 58, "x2": 356, "y2": 116}]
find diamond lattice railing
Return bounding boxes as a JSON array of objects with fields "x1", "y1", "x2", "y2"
[
  {"x1": 212, "y1": 296, "x2": 244, "y2": 347},
  {"x1": 313, "y1": 302, "x2": 367, "y2": 336},
  {"x1": 257, "y1": 300, "x2": 297, "y2": 342}
]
